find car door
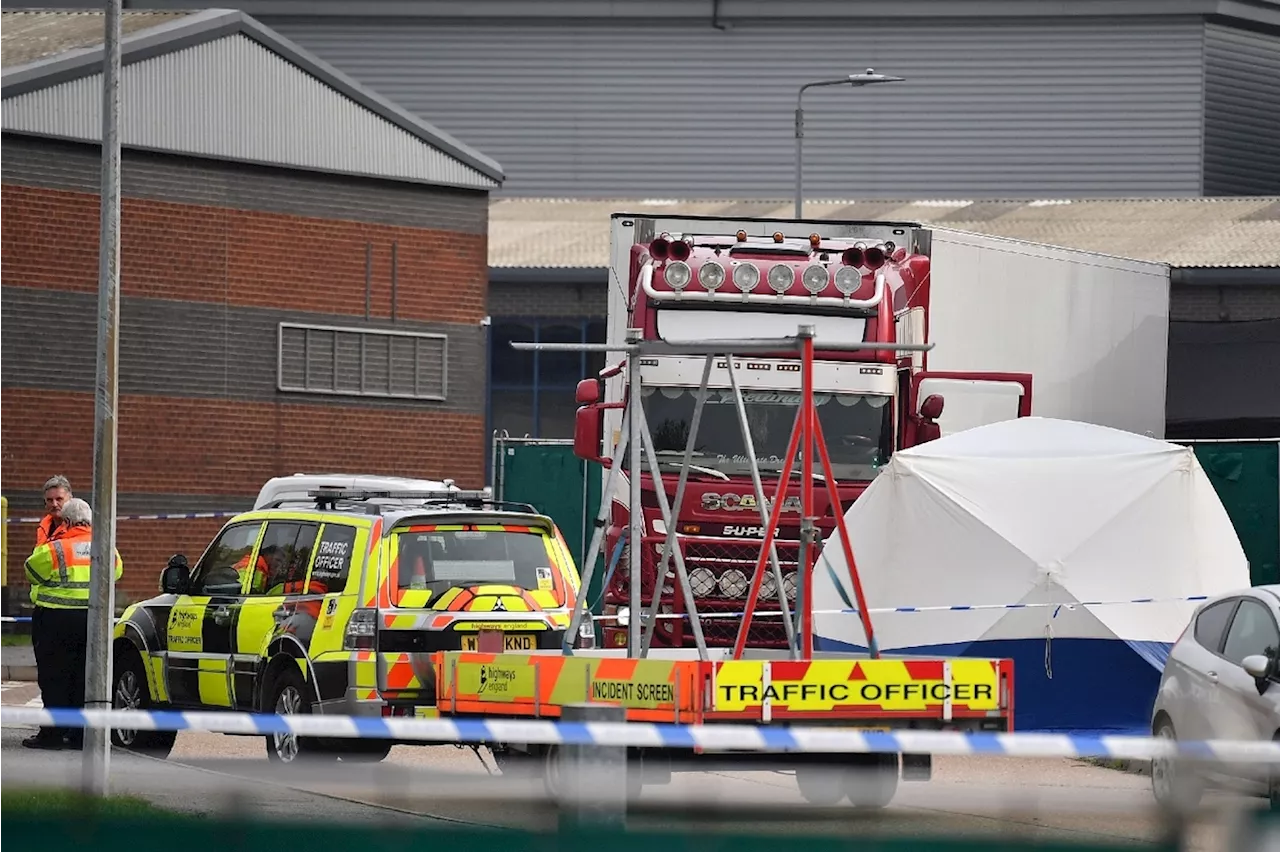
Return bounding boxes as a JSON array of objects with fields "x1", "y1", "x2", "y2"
[
  {"x1": 1214, "y1": 597, "x2": 1280, "y2": 741},
  {"x1": 165, "y1": 521, "x2": 264, "y2": 708},
  {"x1": 233, "y1": 520, "x2": 319, "y2": 710},
  {"x1": 1167, "y1": 597, "x2": 1239, "y2": 741}
]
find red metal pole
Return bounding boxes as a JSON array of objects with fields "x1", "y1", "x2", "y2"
[
  {"x1": 800, "y1": 332, "x2": 815, "y2": 658},
  {"x1": 810, "y1": 412, "x2": 880, "y2": 658},
  {"x1": 730, "y1": 408, "x2": 802, "y2": 660}
]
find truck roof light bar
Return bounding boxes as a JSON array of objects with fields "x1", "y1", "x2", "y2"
[{"x1": 510, "y1": 333, "x2": 934, "y2": 356}]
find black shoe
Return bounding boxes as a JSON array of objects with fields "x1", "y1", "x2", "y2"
[
  {"x1": 63, "y1": 738, "x2": 84, "y2": 751},
  {"x1": 22, "y1": 735, "x2": 63, "y2": 750}
]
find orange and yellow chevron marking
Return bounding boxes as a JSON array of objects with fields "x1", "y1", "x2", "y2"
[
  {"x1": 432, "y1": 587, "x2": 466, "y2": 610},
  {"x1": 437, "y1": 652, "x2": 697, "y2": 715},
  {"x1": 712, "y1": 659, "x2": 1002, "y2": 714},
  {"x1": 434, "y1": 587, "x2": 538, "y2": 613},
  {"x1": 379, "y1": 652, "x2": 424, "y2": 692}
]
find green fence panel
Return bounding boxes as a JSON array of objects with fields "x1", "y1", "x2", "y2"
[
  {"x1": 494, "y1": 439, "x2": 605, "y2": 610},
  {"x1": 1185, "y1": 440, "x2": 1280, "y2": 587},
  {"x1": 0, "y1": 814, "x2": 1182, "y2": 852}
]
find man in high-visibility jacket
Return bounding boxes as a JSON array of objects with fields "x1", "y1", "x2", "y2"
[
  {"x1": 23, "y1": 497, "x2": 123, "y2": 750},
  {"x1": 35, "y1": 474, "x2": 73, "y2": 547}
]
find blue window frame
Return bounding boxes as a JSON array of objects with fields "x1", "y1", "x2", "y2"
[{"x1": 487, "y1": 317, "x2": 607, "y2": 451}]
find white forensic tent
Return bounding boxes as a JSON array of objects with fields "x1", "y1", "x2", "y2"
[{"x1": 813, "y1": 417, "x2": 1249, "y2": 733}]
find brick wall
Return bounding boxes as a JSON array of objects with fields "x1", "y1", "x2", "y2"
[
  {"x1": 2, "y1": 184, "x2": 486, "y2": 323},
  {"x1": 1, "y1": 140, "x2": 490, "y2": 608}
]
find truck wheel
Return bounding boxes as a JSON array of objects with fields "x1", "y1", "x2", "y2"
[
  {"x1": 492, "y1": 745, "x2": 541, "y2": 780},
  {"x1": 843, "y1": 753, "x2": 899, "y2": 809},
  {"x1": 796, "y1": 766, "x2": 845, "y2": 806},
  {"x1": 543, "y1": 743, "x2": 563, "y2": 799},
  {"x1": 1151, "y1": 719, "x2": 1202, "y2": 811},
  {"x1": 110, "y1": 648, "x2": 177, "y2": 759}
]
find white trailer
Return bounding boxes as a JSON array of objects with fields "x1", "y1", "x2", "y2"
[
  {"x1": 603, "y1": 215, "x2": 1171, "y2": 443},
  {"x1": 900, "y1": 227, "x2": 1170, "y2": 440}
]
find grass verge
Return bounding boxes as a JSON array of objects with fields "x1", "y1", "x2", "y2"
[
  {"x1": 2, "y1": 632, "x2": 33, "y2": 646},
  {"x1": 2, "y1": 788, "x2": 173, "y2": 817}
]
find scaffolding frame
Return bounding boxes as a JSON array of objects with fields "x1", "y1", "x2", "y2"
[{"x1": 510, "y1": 326, "x2": 933, "y2": 661}]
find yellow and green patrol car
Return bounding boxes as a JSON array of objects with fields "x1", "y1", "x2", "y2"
[{"x1": 109, "y1": 483, "x2": 583, "y2": 763}]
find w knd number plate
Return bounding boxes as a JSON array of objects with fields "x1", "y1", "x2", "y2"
[{"x1": 460, "y1": 633, "x2": 535, "y2": 652}]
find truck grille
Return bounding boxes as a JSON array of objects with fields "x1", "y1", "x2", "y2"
[{"x1": 632, "y1": 536, "x2": 802, "y2": 649}]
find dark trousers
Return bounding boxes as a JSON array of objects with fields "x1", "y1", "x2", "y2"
[{"x1": 31, "y1": 606, "x2": 89, "y2": 745}]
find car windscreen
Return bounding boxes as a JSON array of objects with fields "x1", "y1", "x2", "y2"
[{"x1": 396, "y1": 528, "x2": 555, "y2": 591}]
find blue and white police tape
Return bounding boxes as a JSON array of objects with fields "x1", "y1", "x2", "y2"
[
  {"x1": 591, "y1": 595, "x2": 1212, "y2": 622},
  {"x1": 3, "y1": 511, "x2": 240, "y2": 524},
  {"x1": 2, "y1": 706, "x2": 1278, "y2": 764},
  {"x1": 0, "y1": 616, "x2": 121, "y2": 624}
]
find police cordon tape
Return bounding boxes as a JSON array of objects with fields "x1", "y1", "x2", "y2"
[
  {"x1": 0, "y1": 616, "x2": 121, "y2": 624},
  {"x1": 591, "y1": 595, "x2": 1212, "y2": 622},
  {"x1": 0, "y1": 596, "x2": 1209, "y2": 625},
  {"x1": 2, "y1": 706, "x2": 1278, "y2": 764},
  {"x1": 3, "y1": 511, "x2": 241, "y2": 524}
]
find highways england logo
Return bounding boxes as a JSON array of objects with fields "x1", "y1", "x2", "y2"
[{"x1": 477, "y1": 664, "x2": 517, "y2": 695}]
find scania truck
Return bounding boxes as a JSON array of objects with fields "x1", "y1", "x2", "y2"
[{"x1": 572, "y1": 213, "x2": 1170, "y2": 650}]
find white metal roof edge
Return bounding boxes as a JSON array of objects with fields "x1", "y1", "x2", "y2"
[{"x1": 0, "y1": 7, "x2": 505, "y2": 186}]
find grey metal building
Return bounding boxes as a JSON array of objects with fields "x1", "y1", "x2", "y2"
[
  {"x1": 40, "y1": 0, "x2": 1280, "y2": 198},
  {"x1": 487, "y1": 197, "x2": 1280, "y2": 441}
]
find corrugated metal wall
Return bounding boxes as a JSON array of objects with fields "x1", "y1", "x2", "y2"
[
  {"x1": 262, "y1": 15, "x2": 1207, "y2": 198},
  {"x1": 2, "y1": 33, "x2": 497, "y2": 191},
  {"x1": 1203, "y1": 24, "x2": 1280, "y2": 196}
]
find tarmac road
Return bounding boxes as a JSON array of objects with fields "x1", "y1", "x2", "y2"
[{"x1": 0, "y1": 680, "x2": 1264, "y2": 850}]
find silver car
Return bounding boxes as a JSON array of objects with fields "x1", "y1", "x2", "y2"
[{"x1": 1150, "y1": 585, "x2": 1280, "y2": 809}]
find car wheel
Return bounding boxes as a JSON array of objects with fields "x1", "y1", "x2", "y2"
[
  {"x1": 263, "y1": 666, "x2": 332, "y2": 765},
  {"x1": 1269, "y1": 734, "x2": 1280, "y2": 811},
  {"x1": 110, "y1": 649, "x2": 177, "y2": 759},
  {"x1": 843, "y1": 752, "x2": 900, "y2": 809},
  {"x1": 337, "y1": 739, "x2": 392, "y2": 763},
  {"x1": 1151, "y1": 719, "x2": 1202, "y2": 812}
]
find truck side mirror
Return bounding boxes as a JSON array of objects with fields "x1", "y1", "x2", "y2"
[
  {"x1": 574, "y1": 405, "x2": 605, "y2": 464},
  {"x1": 919, "y1": 394, "x2": 944, "y2": 421},
  {"x1": 916, "y1": 394, "x2": 945, "y2": 444},
  {"x1": 575, "y1": 378, "x2": 602, "y2": 405},
  {"x1": 161, "y1": 555, "x2": 191, "y2": 595}
]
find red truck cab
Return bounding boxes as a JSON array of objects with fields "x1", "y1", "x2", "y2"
[{"x1": 573, "y1": 215, "x2": 1030, "y2": 650}]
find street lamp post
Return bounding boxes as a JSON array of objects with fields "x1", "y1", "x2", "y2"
[{"x1": 794, "y1": 69, "x2": 905, "y2": 219}]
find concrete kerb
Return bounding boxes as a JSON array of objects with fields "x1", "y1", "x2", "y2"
[{"x1": 0, "y1": 660, "x2": 36, "y2": 680}]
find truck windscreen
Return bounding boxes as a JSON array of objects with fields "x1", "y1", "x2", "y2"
[{"x1": 644, "y1": 388, "x2": 893, "y2": 480}]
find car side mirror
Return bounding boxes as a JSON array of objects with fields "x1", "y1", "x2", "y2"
[
  {"x1": 1243, "y1": 654, "x2": 1273, "y2": 693},
  {"x1": 161, "y1": 555, "x2": 191, "y2": 595}
]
